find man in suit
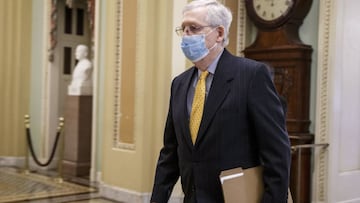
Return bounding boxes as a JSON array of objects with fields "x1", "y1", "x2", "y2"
[{"x1": 151, "y1": 0, "x2": 291, "y2": 202}]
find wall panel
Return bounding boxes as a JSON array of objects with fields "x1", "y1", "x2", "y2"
[{"x1": 0, "y1": 0, "x2": 32, "y2": 156}]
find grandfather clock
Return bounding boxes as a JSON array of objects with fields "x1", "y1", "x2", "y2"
[{"x1": 243, "y1": 0, "x2": 314, "y2": 202}]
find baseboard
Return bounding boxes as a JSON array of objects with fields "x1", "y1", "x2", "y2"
[
  {"x1": 90, "y1": 168, "x2": 102, "y2": 183},
  {"x1": 0, "y1": 156, "x2": 24, "y2": 167},
  {"x1": 0, "y1": 156, "x2": 58, "y2": 171},
  {"x1": 99, "y1": 182, "x2": 184, "y2": 203}
]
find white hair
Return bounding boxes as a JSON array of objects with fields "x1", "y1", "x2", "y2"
[{"x1": 183, "y1": 0, "x2": 233, "y2": 47}]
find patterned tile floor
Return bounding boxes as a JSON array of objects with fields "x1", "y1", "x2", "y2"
[
  {"x1": 0, "y1": 167, "x2": 121, "y2": 203},
  {"x1": 70, "y1": 199, "x2": 120, "y2": 203},
  {"x1": 23, "y1": 193, "x2": 121, "y2": 203}
]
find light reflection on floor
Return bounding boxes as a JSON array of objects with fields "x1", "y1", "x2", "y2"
[
  {"x1": 0, "y1": 167, "x2": 122, "y2": 203},
  {"x1": 24, "y1": 193, "x2": 122, "y2": 203}
]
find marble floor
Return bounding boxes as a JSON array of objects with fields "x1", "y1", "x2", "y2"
[
  {"x1": 23, "y1": 193, "x2": 122, "y2": 203},
  {"x1": 0, "y1": 167, "x2": 122, "y2": 203}
]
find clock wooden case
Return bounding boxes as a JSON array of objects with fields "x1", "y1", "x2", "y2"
[{"x1": 243, "y1": 0, "x2": 314, "y2": 202}]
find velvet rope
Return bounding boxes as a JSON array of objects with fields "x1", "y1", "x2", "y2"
[{"x1": 25, "y1": 128, "x2": 60, "y2": 167}]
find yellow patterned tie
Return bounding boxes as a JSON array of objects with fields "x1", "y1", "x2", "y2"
[{"x1": 190, "y1": 71, "x2": 209, "y2": 144}]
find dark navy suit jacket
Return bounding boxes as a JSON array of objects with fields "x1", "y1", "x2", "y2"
[{"x1": 151, "y1": 49, "x2": 291, "y2": 203}]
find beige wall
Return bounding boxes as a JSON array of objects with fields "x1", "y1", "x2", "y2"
[
  {"x1": 101, "y1": 0, "x2": 173, "y2": 193},
  {"x1": 0, "y1": 0, "x2": 32, "y2": 156}
]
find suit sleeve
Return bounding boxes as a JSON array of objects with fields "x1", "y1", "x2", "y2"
[
  {"x1": 248, "y1": 63, "x2": 291, "y2": 203},
  {"x1": 150, "y1": 80, "x2": 180, "y2": 203}
]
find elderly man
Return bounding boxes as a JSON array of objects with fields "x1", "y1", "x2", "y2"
[{"x1": 151, "y1": 1, "x2": 291, "y2": 202}]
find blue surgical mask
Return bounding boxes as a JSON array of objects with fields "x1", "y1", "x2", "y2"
[
  {"x1": 180, "y1": 31, "x2": 217, "y2": 62},
  {"x1": 181, "y1": 34, "x2": 208, "y2": 62}
]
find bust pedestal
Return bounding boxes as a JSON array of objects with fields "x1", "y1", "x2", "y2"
[
  {"x1": 68, "y1": 84, "x2": 93, "y2": 96},
  {"x1": 62, "y1": 93, "x2": 92, "y2": 177}
]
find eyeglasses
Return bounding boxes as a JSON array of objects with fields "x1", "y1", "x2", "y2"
[{"x1": 175, "y1": 25, "x2": 214, "y2": 36}]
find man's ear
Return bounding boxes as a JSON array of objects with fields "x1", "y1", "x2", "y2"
[{"x1": 216, "y1": 26, "x2": 225, "y2": 43}]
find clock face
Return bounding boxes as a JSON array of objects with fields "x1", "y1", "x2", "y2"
[
  {"x1": 245, "y1": 0, "x2": 298, "y2": 29},
  {"x1": 253, "y1": 0, "x2": 294, "y2": 21}
]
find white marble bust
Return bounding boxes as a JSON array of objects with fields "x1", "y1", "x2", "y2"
[{"x1": 68, "y1": 44, "x2": 93, "y2": 95}]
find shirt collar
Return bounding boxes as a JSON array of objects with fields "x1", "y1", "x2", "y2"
[{"x1": 197, "y1": 49, "x2": 224, "y2": 76}]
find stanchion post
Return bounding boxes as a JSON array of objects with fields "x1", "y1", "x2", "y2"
[
  {"x1": 55, "y1": 117, "x2": 65, "y2": 183},
  {"x1": 23, "y1": 114, "x2": 30, "y2": 174}
]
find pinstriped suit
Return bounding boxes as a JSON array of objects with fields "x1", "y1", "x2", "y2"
[{"x1": 151, "y1": 49, "x2": 291, "y2": 203}]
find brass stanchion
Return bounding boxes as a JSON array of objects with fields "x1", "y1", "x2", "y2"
[
  {"x1": 23, "y1": 114, "x2": 30, "y2": 174},
  {"x1": 54, "y1": 117, "x2": 65, "y2": 183}
]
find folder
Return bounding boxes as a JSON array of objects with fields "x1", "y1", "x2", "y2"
[
  {"x1": 220, "y1": 166, "x2": 263, "y2": 203},
  {"x1": 220, "y1": 166, "x2": 293, "y2": 203}
]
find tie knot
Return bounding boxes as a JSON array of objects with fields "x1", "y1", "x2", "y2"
[{"x1": 199, "y1": 71, "x2": 209, "y2": 80}]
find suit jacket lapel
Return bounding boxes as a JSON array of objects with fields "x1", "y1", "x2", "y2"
[{"x1": 195, "y1": 50, "x2": 235, "y2": 145}]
